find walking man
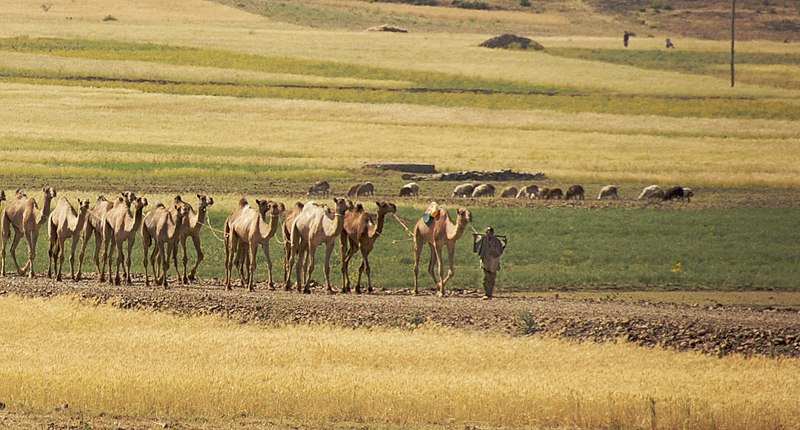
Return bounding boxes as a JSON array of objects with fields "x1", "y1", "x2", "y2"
[{"x1": 476, "y1": 227, "x2": 505, "y2": 300}]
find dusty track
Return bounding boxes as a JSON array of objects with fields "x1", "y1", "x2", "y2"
[{"x1": 2, "y1": 275, "x2": 798, "y2": 358}]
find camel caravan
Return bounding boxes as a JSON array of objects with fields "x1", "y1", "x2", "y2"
[{"x1": 0, "y1": 181, "x2": 691, "y2": 295}]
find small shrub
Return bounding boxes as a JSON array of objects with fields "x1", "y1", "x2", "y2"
[
  {"x1": 517, "y1": 311, "x2": 537, "y2": 336},
  {"x1": 452, "y1": 0, "x2": 491, "y2": 10},
  {"x1": 40, "y1": 4, "x2": 52, "y2": 12},
  {"x1": 520, "y1": 0, "x2": 531, "y2": 6},
  {"x1": 102, "y1": 15, "x2": 117, "y2": 21}
]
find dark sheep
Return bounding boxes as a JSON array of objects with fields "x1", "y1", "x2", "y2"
[{"x1": 565, "y1": 185, "x2": 585, "y2": 200}]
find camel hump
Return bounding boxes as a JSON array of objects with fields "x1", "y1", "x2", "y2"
[{"x1": 238, "y1": 198, "x2": 248, "y2": 207}]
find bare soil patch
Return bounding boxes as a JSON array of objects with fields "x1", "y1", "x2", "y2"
[{"x1": 2, "y1": 275, "x2": 798, "y2": 358}]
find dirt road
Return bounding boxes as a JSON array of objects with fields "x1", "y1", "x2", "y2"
[{"x1": 2, "y1": 275, "x2": 798, "y2": 358}]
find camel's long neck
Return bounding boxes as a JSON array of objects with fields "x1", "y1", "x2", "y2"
[
  {"x1": 259, "y1": 213, "x2": 280, "y2": 241},
  {"x1": 324, "y1": 212, "x2": 345, "y2": 238},
  {"x1": 169, "y1": 213, "x2": 186, "y2": 239},
  {"x1": 35, "y1": 195, "x2": 54, "y2": 227},
  {"x1": 446, "y1": 215, "x2": 468, "y2": 241},
  {"x1": 191, "y1": 206, "x2": 206, "y2": 232},
  {"x1": 127, "y1": 205, "x2": 145, "y2": 233},
  {"x1": 369, "y1": 211, "x2": 388, "y2": 239},
  {"x1": 70, "y1": 209, "x2": 89, "y2": 233}
]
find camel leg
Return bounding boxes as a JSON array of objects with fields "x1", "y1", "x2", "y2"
[
  {"x1": 47, "y1": 229, "x2": 57, "y2": 279},
  {"x1": 341, "y1": 240, "x2": 359, "y2": 293},
  {"x1": 323, "y1": 242, "x2": 334, "y2": 294},
  {"x1": 77, "y1": 226, "x2": 93, "y2": 280},
  {"x1": 158, "y1": 242, "x2": 169, "y2": 288},
  {"x1": 25, "y1": 230, "x2": 38, "y2": 278},
  {"x1": 433, "y1": 245, "x2": 445, "y2": 297},
  {"x1": 143, "y1": 230, "x2": 152, "y2": 287},
  {"x1": 124, "y1": 239, "x2": 135, "y2": 285},
  {"x1": 224, "y1": 233, "x2": 236, "y2": 291},
  {"x1": 237, "y1": 242, "x2": 248, "y2": 289},
  {"x1": 439, "y1": 243, "x2": 456, "y2": 296},
  {"x1": 69, "y1": 236, "x2": 80, "y2": 281},
  {"x1": 339, "y1": 234, "x2": 349, "y2": 293},
  {"x1": 10, "y1": 228, "x2": 24, "y2": 275},
  {"x1": 56, "y1": 238, "x2": 66, "y2": 282},
  {"x1": 412, "y1": 236, "x2": 425, "y2": 296},
  {"x1": 358, "y1": 250, "x2": 372, "y2": 294},
  {"x1": 305, "y1": 245, "x2": 318, "y2": 294},
  {"x1": 247, "y1": 242, "x2": 258, "y2": 292},
  {"x1": 188, "y1": 234, "x2": 202, "y2": 283},
  {"x1": 261, "y1": 242, "x2": 274, "y2": 290},
  {"x1": 0, "y1": 214, "x2": 9, "y2": 276}
]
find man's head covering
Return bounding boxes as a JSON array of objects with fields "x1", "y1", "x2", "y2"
[{"x1": 486, "y1": 227, "x2": 494, "y2": 233}]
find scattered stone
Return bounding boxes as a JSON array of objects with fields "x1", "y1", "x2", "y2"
[
  {"x1": 367, "y1": 24, "x2": 408, "y2": 33},
  {"x1": 479, "y1": 34, "x2": 545, "y2": 50}
]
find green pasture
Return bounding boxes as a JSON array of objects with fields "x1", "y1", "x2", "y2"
[{"x1": 6, "y1": 202, "x2": 798, "y2": 291}]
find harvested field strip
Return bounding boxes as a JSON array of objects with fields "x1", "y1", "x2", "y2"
[
  {"x1": 2, "y1": 71, "x2": 796, "y2": 120},
  {"x1": 547, "y1": 47, "x2": 800, "y2": 89},
  {"x1": 0, "y1": 294, "x2": 798, "y2": 429}
]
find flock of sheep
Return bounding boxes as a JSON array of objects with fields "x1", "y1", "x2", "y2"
[{"x1": 308, "y1": 180, "x2": 695, "y2": 202}]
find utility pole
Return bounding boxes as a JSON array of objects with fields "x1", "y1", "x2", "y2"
[{"x1": 731, "y1": 0, "x2": 736, "y2": 87}]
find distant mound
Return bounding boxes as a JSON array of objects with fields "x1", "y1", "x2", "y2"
[
  {"x1": 367, "y1": 24, "x2": 408, "y2": 33},
  {"x1": 479, "y1": 34, "x2": 544, "y2": 50}
]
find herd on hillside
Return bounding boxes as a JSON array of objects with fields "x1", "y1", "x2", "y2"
[{"x1": 0, "y1": 181, "x2": 692, "y2": 296}]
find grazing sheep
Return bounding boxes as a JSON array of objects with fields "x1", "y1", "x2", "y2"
[
  {"x1": 664, "y1": 186, "x2": 693, "y2": 202},
  {"x1": 471, "y1": 183, "x2": 496, "y2": 198},
  {"x1": 452, "y1": 183, "x2": 475, "y2": 197},
  {"x1": 565, "y1": 185, "x2": 585, "y2": 200},
  {"x1": 356, "y1": 182, "x2": 375, "y2": 197},
  {"x1": 683, "y1": 187, "x2": 694, "y2": 202},
  {"x1": 539, "y1": 187, "x2": 563, "y2": 200},
  {"x1": 347, "y1": 184, "x2": 360, "y2": 197},
  {"x1": 399, "y1": 182, "x2": 419, "y2": 197},
  {"x1": 597, "y1": 185, "x2": 619, "y2": 200},
  {"x1": 307, "y1": 180, "x2": 330, "y2": 196},
  {"x1": 638, "y1": 185, "x2": 664, "y2": 200},
  {"x1": 516, "y1": 185, "x2": 540, "y2": 199},
  {"x1": 500, "y1": 186, "x2": 518, "y2": 198}
]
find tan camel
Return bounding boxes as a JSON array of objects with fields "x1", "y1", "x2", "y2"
[
  {"x1": 171, "y1": 194, "x2": 214, "y2": 283},
  {"x1": 47, "y1": 197, "x2": 90, "y2": 281},
  {"x1": 288, "y1": 198, "x2": 349, "y2": 293},
  {"x1": 142, "y1": 198, "x2": 189, "y2": 288},
  {"x1": 412, "y1": 205, "x2": 472, "y2": 297},
  {"x1": 77, "y1": 192, "x2": 136, "y2": 281},
  {"x1": 340, "y1": 201, "x2": 397, "y2": 294},
  {"x1": 1, "y1": 187, "x2": 57, "y2": 278},
  {"x1": 281, "y1": 201, "x2": 304, "y2": 289},
  {"x1": 102, "y1": 196, "x2": 148, "y2": 285},
  {"x1": 225, "y1": 199, "x2": 284, "y2": 291}
]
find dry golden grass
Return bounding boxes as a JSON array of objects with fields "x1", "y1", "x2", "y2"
[
  {"x1": 0, "y1": 295, "x2": 798, "y2": 429},
  {"x1": 2, "y1": 82, "x2": 799, "y2": 187}
]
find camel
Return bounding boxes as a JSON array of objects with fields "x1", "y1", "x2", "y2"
[
  {"x1": 340, "y1": 201, "x2": 397, "y2": 294},
  {"x1": 171, "y1": 194, "x2": 214, "y2": 283},
  {"x1": 77, "y1": 192, "x2": 136, "y2": 281},
  {"x1": 412, "y1": 205, "x2": 472, "y2": 297},
  {"x1": 288, "y1": 198, "x2": 349, "y2": 294},
  {"x1": 225, "y1": 199, "x2": 285, "y2": 291},
  {"x1": 47, "y1": 197, "x2": 90, "y2": 281},
  {"x1": 142, "y1": 198, "x2": 189, "y2": 288},
  {"x1": 281, "y1": 201, "x2": 304, "y2": 289},
  {"x1": 102, "y1": 196, "x2": 148, "y2": 286},
  {"x1": 1, "y1": 187, "x2": 57, "y2": 278}
]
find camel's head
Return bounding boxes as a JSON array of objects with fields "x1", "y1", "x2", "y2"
[
  {"x1": 43, "y1": 187, "x2": 57, "y2": 199},
  {"x1": 134, "y1": 196, "x2": 148, "y2": 210},
  {"x1": 15, "y1": 188, "x2": 26, "y2": 199},
  {"x1": 456, "y1": 207, "x2": 473, "y2": 224},
  {"x1": 269, "y1": 201, "x2": 286, "y2": 216},
  {"x1": 78, "y1": 198, "x2": 90, "y2": 212},
  {"x1": 173, "y1": 203, "x2": 190, "y2": 220},
  {"x1": 376, "y1": 201, "x2": 397, "y2": 215},
  {"x1": 332, "y1": 197, "x2": 349, "y2": 215},
  {"x1": 96, "y1": 195, "x2": 108, "y2": 202},
  {"x1": 0, "y1": 190, "x2": 5, "y2": 202},
  {"x1": 255, "y1": 199, "x2": 271, "y2": 215},
  {"x1": 197, "y1": 194, "x2": 214, "y2": 209},
  {"x1": 121, "y1": 191, "x2": 137, "y2": 205}
]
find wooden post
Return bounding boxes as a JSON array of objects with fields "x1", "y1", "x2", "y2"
[{"x1": 731, "y1": 0, "x2": 736, "y2": 87}]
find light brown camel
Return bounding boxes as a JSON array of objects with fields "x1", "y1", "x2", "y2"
[
  {"x1": 102, "y1": 196, "x2": 148, "y2": 286},
  {"x1": 340, "y1": 201, "x2": 397, "y2": 293},
  {"x1": 223, "y1": 198, "x2": 255, "y2": 289},
  {"x1": 412, "y1": 206, "x2": 472, "y2": 297},
  {"x1": 288, "y1": 198, "x2": 349, "y2": 294},
  {"x1": 77, "y1": 192, "x2": 136, "y2": 281},
  {"x1": 1, "y1": 187, "x2": 57, "y2": 278},
  {"x1": 226, "y1": 199, "x2": 285, "y2": 291},
  {"x1": 142, "y1": 198, "x2": 189, "y2": 288},
  {"x1": 171, "y1": 194, "x2": 214, "y2": 283},
  {"x1": 281, "y1": 201, "x2": 304, "y2": 289},
  {"x1": 47, "y1": 197, "x2": 90, "y2": 281}
]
